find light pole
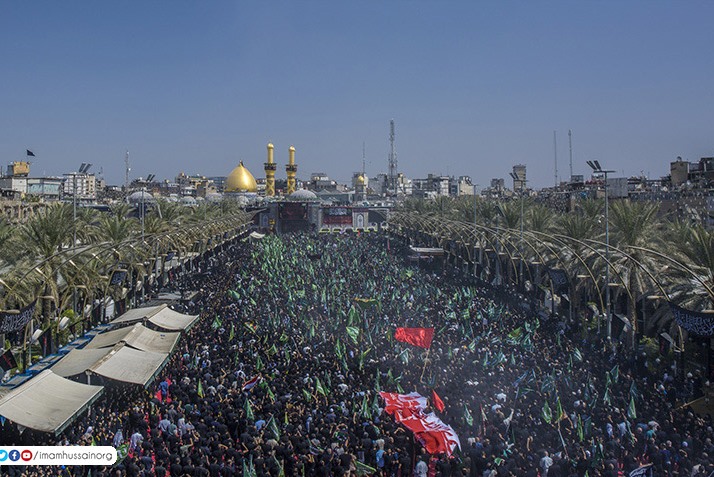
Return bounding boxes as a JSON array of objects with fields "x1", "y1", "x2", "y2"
[
  {"x1": 72, "y1": 163, "x2": 92, "y2": 248},
  {"x1": 509, "y1": 173, "x2": 527, "y2": 287},
  {"x1": 73, "y1": 163, "x2": 91, "y2": 317},
  {"x1": 587, "y1": 160, "x2": 615, "y2": 341}
]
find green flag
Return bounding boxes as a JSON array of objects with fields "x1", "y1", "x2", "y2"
[
  {"x1": 244, "y1": 398, "x2": 254, "y2": 421},
  {"x1": 115, "y1": 444, "x2": 129, "y2": 465},
  {"x1": 267, "y1": 415, "x2": 281, "y2": 440},
  {"x1": 355, "y1": 461, "x2": 377, "y2": 476},
  {"x1": 610, "y1": 365, "x2": 619, "y2": 383},
  {"x1": 302, "y1": 388, "x2": 312, "y2": 402},
  {"x1": 348, "y1": 306, "x2": 359, "y2": 326},
  {"x1": 507, "y1": 327, "x2": 523, "y2": 343},
  {"x1": 256, "y1": 355, "x2": 264, "y2": 371},
  {"x1": 212, "y1": 316, "x2": 222, "y2": 330},
  {"x1": 228, "y1": 323, "x2": 235, "y2": 341},
  {"x1": 464, "y1": 404, "x2": 473, "y2": 426},
  {"x1": 346, "y1": 326, "x2": 360, "y2": 345},
  {"x1": 266, "y1": 384, "x2": 276, "y2": 403},
  {"x1": 197, "y1": 380, "x2": 204, "y2": 399},
  {"x1": 627, "y1": 396, "x2": 637, "y2": 419},
  {"x1": 542, "y1": 400, "x2": 552, "y2": 424},
  {"x1": 360, "y1": 394, "x2": 370, "y2": 420},
  {"x1": 371, "y1": 393, "x2": 380, "y2": 418},
  {"x1": 354, "y1": 297, "x2": 378, "y2": 310},
  {"x1": 577, "y1": 415, "x2": 584, "y2": 442},
  {"x1": 629, "y1": 380, "x2": 641, "y2": 401},
  {"x1": 359, "y1": 347, "x2": 371, "y2": 371},
  {"x1": 315, "y1": 377, "x2": 328, "y2": 397},
  {"x1": 555, "y1": 396, "x2": 566, "y2": 422}
]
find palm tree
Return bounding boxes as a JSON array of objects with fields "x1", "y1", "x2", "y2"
[
  {"x1": 606, "y1": 200, "x2": 664, "y2": 347},
  {"x1": 96, "y1": 213, "x2": 137, "y2": 245},
  {"x1": 7, "y1": 204, "x2": 74, "y2": 327},
  {"x1": 497, "y1": 200, "x2": 521, "y2": 229},
  {"x1": 527, "y1": 203, "x2": 555, "y2": 234}
]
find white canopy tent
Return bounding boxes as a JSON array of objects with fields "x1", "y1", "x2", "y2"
[
  {"x1": 90, "y1": 344, "x2": 169, "y2": 387},
  {"x1": 110, "y1": 304, "x2": 199, "y2": 331},
  {"x1": 51, "y1": 348, "x2": 113, "y2": 378},
  {"x1": 148, "y1": 307, "x2": 199, "y2": 331},
  {"x1": 109, "y1": 305, "x2": 165, "y2": 326},
  {"x1": 0, "y1": 370, "x2": 103, "y2": 435},
  {"x1": 84, "y1": 323, "x2": 180, "y2": 354}
]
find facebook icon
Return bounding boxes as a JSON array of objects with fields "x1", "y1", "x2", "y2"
[{"x1": 8, "y1": 449, "x2": 20, "y2": 461}]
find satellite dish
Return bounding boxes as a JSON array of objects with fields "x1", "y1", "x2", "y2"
[
  {"x1": 31, "y1": 329, "x2": 43, "y2": 344},
  {"x1": 58, "y1": 317, "x2": 70, "y2": 331}
]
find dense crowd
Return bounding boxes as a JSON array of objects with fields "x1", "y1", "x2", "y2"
[{"x1": 3, "y1": 232, "x2": 713, "y2": 476}]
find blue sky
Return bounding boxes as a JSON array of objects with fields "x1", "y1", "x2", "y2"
[{"x1": 1, "y1": 1, "x2": 713, "y2": 188}]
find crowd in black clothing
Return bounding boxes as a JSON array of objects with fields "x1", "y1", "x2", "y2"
[{"x1": 4, "y1": 232, "x2": 714, "y2": 477}]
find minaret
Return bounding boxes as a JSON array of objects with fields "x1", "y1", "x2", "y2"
[
  {"x1": 286, "y1": 145, "x2": 297, "y2": 195},
  {"x1": 264, "y1": 142, "x2": 276, "y2": 197}
]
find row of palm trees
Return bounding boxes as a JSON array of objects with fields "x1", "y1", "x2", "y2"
[
  {"x1": 0, "y1": 200, "x2": 253, "y2": 347},
  {"x1": 395, "y1": 195, "x2": 714, "y2": 345}
]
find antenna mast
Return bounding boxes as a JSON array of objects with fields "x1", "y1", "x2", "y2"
[
  {"x1": 553, "y1": 131, "x2": 558, "y2": 187},
  {"x1": 125, "y1": 150, "x2": 130, "y2": 192},
  {"x1": 568, "y1": 129, "x2": 573, "y2": 182},
  {"x1": 362, "y1": 141, "x2": 366, "y2": 177},
  {"x1": 388, "y1": 119, "x2": 397, "y2": 196}
]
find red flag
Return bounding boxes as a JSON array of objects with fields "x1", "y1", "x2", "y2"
[
  {"x1": 431, "y1": 390, "x2": 445, "y2": 413},
  {"x1": 394, "y1": 327, "x2": 434, "y2": 349},
  {"x1": 380, "y1": 391, "x2": 461, "y2": 457}
]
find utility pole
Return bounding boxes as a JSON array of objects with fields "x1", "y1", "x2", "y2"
[
  {"x1": 553, "y1": 131, "x2": 558, "y2": 187},
  {"x1": 125, "y1": 150, "x2": 130, "y2": 194},
  {"x1": 568, "y1": 129, "x2": 573, "y2": 182},
  {"x1": 388, "y1": 120, "x2": 397, "y2": 197},
  {"x1": 587, "y1": 160, "x2": 615, "y2": 342}
]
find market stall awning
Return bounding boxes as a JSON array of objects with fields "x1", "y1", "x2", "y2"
[
  {"x1": 84, "y1": 323, "x2": 180, "y2": 354},
  {"x1": 148, "y1": 307, "x2": 199, "y2": 331},
  {"x1": 89, "y1": 344, "x2": 169, "y2": 387},
  {"x1": 51, "y1": 348, "x2": 113, "y2": 378},
  {"x1": 0, "y1": 370, "x2": 103, "y2": 435},
  {"x1": 110, "y1": 305, "x2": 165, "y2": 326},
  {"x1": 409, "y1": 247, "x2": 445, "y2": 257}
]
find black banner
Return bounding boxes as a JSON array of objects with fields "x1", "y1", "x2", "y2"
[
  {"x1": 628, "y1": 464, "x2": 653, "y2": 477},
  {"x1": 0, "y1": 301, "x2": 36, "y2": 334},
  {"x1": 307, "y1": 253, "x2": 322, "y2": 261},
  {"x1": 670, "y1": 303, "x2": 714, "y2": 337},
  {"x1": 110, "y1": 270, "x2": 128, "y2": 286},
  {"x1": 548, "y1": 269, "x2": 569, "y2": 294},
  {"x1": 0, "y1": 349, "x2": 18, "y2": 372}
]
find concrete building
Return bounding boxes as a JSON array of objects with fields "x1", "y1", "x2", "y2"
[
  {"x1": 512, "y1": 164, "x2": 527, "y2": 192},
  {"x1": 63, "y1": 172, "x2": 97, "y2": 201},
  {"x1": 454, "y1": 176, "x2": 475, "y2": 196},
  {"x1": 27, "y1": 177, "x2": 63, "y2": 201}
]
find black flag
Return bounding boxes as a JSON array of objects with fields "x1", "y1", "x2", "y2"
[
  {"x1": 0, "y1": 349, "x2": 18, "y2": 372},
  {"x1": 26, "y1": 149, "x2": 35, "y2": 157}
]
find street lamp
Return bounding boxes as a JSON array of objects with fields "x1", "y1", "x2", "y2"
[
  {"x1": 587, "y1": 160, "x2": 615, "y2": 341},
  {"x1": 141, "y1": 174, "x2": 155, "y2": 245},
  {"x1": 73, "y1": 163, "x2": 92, "y2": 247},
  {"x1": 509, "y1": 173, "x2": 528, "y2": 286}
]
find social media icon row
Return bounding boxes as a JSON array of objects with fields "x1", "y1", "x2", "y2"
[{"x1": 0, "y1": 449, "x2": 32, "y2": 461}]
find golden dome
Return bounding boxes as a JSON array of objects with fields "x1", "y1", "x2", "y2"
[
  {"x1": 356, "y1": 174, "x2": 366, "y2": 185},
  {"x1": 225, "y1": 161, "x2": 258, "y2": 193}
]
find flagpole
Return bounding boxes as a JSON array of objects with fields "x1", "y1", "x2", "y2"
[{"x1": 419, "y1": 348, "x2": 431, "y2": 383}]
